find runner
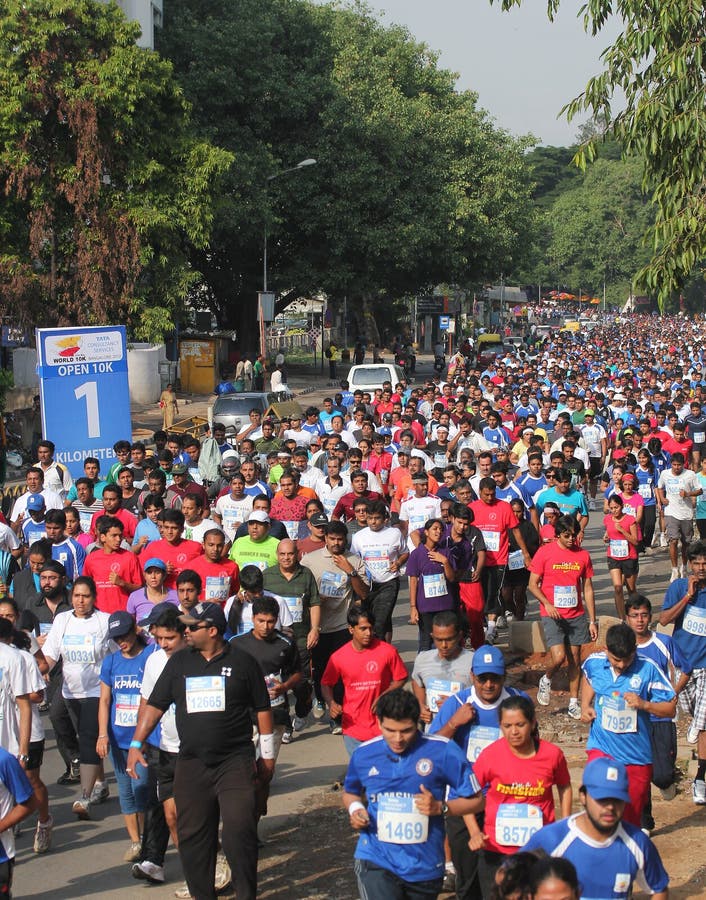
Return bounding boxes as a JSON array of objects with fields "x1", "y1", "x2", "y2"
[
  {"x1": 138, "y1": 510, "x2": 202, "y2": 590},
  {"x1": 0, "y1": 745, "x2": 37, "y2": 897},
  {"x1": 407, "y1": 518, "x2": 458, "y2": 651},
  {"x1": 410, "y1": 611, "x2": 473, "y2": 727},
  {"x1": 189, "y1": 530, "x2": 240, "y2": 604},
  {"x1": 126, "y1": 558, "x2": 178, "y2": 624},
  {"x1": 529, "y1": 514, "x2": 597, "y2": 719},
  {"x1": 656, "y1": 451, "x2": 701, "y2": 581},
  {"x1": 83, "y1": 517, "x2": 144, "y2": 614},
  {"x1": 342, "y1": 689, "x2": 483, "y2": 899},
  {"x1": 602, "y1": 494, "x2": 640, "y2": 619}
]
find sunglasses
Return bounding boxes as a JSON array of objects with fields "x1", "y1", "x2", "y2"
[{"x1": 186, "y1": 623, "x2": 211, "y2": 632}]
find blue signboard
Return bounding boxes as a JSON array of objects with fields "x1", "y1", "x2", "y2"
[
  {"x1": 439, "y1": 315, "x2": 450, "y2": 331},
  {"x1": 36, "y1": 326, "x2": 131, "y2": 478}
]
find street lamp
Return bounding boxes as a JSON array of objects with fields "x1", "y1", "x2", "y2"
[{"x1": 263, "y1": 157, "x2": 317, "y2": 293}]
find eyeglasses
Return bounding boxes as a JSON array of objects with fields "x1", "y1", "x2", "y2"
[{"x1": 186, "y1": 623, "x2": 210, "y2": 632}]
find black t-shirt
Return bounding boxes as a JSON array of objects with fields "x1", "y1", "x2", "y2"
[
  {"x1": 234, "y1": 520, "x2": 288, "y2": 540},
  {"x1": 147, "y1": 642, "x2": 270, "y2": 765},
  {"x1": 231, "y1": 631, "x2": 300, "y2": 727}
]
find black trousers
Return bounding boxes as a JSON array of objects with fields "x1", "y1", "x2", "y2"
[
  {"x1": 642, "y1": 505, "x2": 657, "y2": 549},
  {"x1": 311, "y1": 629, "x2": 350, "y2": 706},
  {"x1": 174, "y1": 753, "x2": 258, "y2": 900},
  {"x1": 446, "y1": 814, "x2": 483, "y2": 899},
  {"x1": 364, "y1": 578, "x2": 400, "y2": 638},
  {"x1": 139, "y1": 746, "x2": 171, "y2": 868},
  {"x1": 48, "y1": 675, "x2": 79, "y2": 769},
  {"x1": 65, "y1": 697, "x2": 100, "y2": 766}
]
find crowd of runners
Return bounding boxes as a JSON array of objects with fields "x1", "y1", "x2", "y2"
[{"x1": 0, "y1": 311, "x2": 704, "y2": 899}]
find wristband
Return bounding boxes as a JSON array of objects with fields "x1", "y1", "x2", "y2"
[
  {"x1": 348, "y1": 801, "x2": 365, "y2": 816},
  {"x1": 98, "y1": 735, "x2": 108, "y2": 739},
  {"x1": 129, "y1": 740, "x2": 143, "y2": 750},
  {"x1": 259, "y1": 732, "x2": 275, "y2": 759}
]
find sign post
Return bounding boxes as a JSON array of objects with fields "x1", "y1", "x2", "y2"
[{"x1": 36, "y1": 325, "x2": 131, "y2": 478}]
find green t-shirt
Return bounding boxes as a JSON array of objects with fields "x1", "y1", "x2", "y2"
[
  {"x1": 229, "y1": 535, "x2": 280, "y2": 572},
  {"x1": 262, "y1": 565, "x2": 320, "y2": 646}
]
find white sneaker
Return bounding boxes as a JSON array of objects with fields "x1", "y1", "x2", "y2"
[
  {"x1": 537, "y1": 675, "x2": 551, "y2": 706},
  {"x1": 687, "y1": 721, "x2": 699, "y2": 744},
  {"x1": 670, "y1": 567, "x2": 680, "y2": 582},
  {"x1": 495, "y1": 615, "x2": 507, "y2": 629},
  {"x1": 504, "y1": 611, "x2": 514, "y2": 624},
  {"x1": 174, "y1": 882, "x2": 193, "y2": 899},
  {"x1": 660, "y1": 532, "x2": 668, "y2": 547},
  {"x1": 567, "y1": 702, "x2": 581, "y2": 720},
  {"x1": 659, "y1": 784, "x2": 677, "y2": 801},
  {"x1": 312, "y1": 700, "x2": 326, "y2": 719},
  {"x1": 678, "y1": 564, "x2": 685, "y2": 578},
  {"x1": 123, "y1": 841, "x2": 142, "y2": 862},
  {"x1": 33, "y1": 816, "x2": 53, "y2": 853},
  {"x1": 90, "y1": 781, "x2": 109, "y2": 804},
  {"x1": 292, "y1": 715, "x2": 308, "y2": 732},
  {"x1": 72, "y1": 796, "x2": 91, "y2": 820},
  {"x1": 132, "y1": 861, "x2": 165, "y2": 883},
  {"x1": 692, "y1": 779, "x2": 706, "y2": 805},
  {"x1": 214, "y1": 851, "x2": 232, "y2": 891}
]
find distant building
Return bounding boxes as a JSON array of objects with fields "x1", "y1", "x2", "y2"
[{"x1": 100, "y1": 0, "x2": 162, "y2": 49}]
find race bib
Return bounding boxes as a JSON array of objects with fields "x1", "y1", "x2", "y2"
[
  {"x1": 423, "y1": 573, "x2": 447, "y2": 599},
  {"x1": 319, "y1": 570, "x2": 347, "y2": 599},
  {"x1": 185, "y1": 676, "x2": 226, "y2": 713},
  {"x1": 683, "y1": 605, "x2": 706, "y2": 637},
  {"x1": 377, "y1": 793, "x2": 429, "y2": 845},
  {"x1": 466, "y1": 724, "x2": 500, "y2": 762},
  {"x1": 205, "y1": 576, "x2": 230, "y2": 603},
  {"x1": 322, "y1": 497, "x2": 337, "y2": 516},
  {"x1": 114, "y1": 692, "x2": 139, "y2": 728},
  {"x1": 265, "y1": 674, "x2": 285, "y2": 707},
  {"x1": 638, "y1": 484, "x2": 652, "y2": 499},
  {"x1": 364, "y1": 550, "x2": 390, "y2": 580},
  {"x1": 282, "y1": 595, "x2": 303, "y2": 623},
  {"x1": 694, "y1": 432, "x2": 705, "y2": 444},
  {"x1": 434, "y1": 452, "x2": 448, "y2": 468},
  {"x1": 283, "y1": 520, "x2": 301, "y2": 541},
  {"x1": 481, "y1": 530, "x2": 500, "y2": 552},
  {"x1": 379, "y1": 469, "x2": 389, "y2": 486},
  {"x1": 63, "y1": 634, "x2": 96, "y2": 665},
  {"x1": 222, "y1": 509, "x2": 242, "y2": 537},
  {"x1": 600, "y1": 696, "x2": 637, "y2": 733},
  {"x1": 495, "y1": 804, "x2": 542, "y2": 847},
  {"x1": 609, "y1": 540, "x2": 629, "y2": 559},
  {"x1": 409, "y1": 515, "x2": 427, "y2": 533},
  {"x1": 507, "y1": 549, "x2": 524, "y2": 571},
  {"x1": 425, "y1": 678, "x2": 461, "y2": 714},
  {"x1": 39, "y1": 623, "x2": 52, "y2": 636},
  {"x1": 553, "y1": 585, "x2": 578, "y2": 609},
  {"x1": 79, "y1": 509, "x2": 93, "y2": 533}
]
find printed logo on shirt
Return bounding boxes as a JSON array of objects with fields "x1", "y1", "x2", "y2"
[
  {"x1": 221, "y1": 667, "x2": 232, "y2": 677},
  {"x1": 613, "y1": 874, "x2": 630, "y2": 893},
  {"x1": 416, "y1": 758, "x2": 433, "y2": 776},
  {"x1": 629, "y1": 675, "x2": 642, "y2": 689},
  {"x1": 365, "y1": 660, "x2": 379, "y2": 674},
  {"x1": 368, "y1": 766, "x2": 380, "y2": 776},
  {"x1": 111, "y1": 562, "x2": 121, "y2": 572},
  {"x1": 177, "y1": 553, "x2": 187, "y2": 563}
]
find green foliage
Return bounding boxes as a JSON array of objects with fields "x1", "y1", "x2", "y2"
[
  {"x1": 0, "y1": 0, "x2": 232, "y2": 338},
  {"x1": 493, "y1": 0, "x2": 706, "y2": 307}
]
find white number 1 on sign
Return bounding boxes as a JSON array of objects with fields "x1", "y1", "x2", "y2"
[{"x1": 74, "y1": 381, "x2": 101, "y2": 438}]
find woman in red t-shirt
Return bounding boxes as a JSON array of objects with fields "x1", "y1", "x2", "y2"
[
  {"x1": 467, "y1": 696, "x2": 572, "y2": 898},
  {"x1": 603, "y1": 494, "x2": 639, "y2": 619}
]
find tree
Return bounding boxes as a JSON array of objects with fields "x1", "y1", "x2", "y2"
[
  {"x1": 160, "y1": 0, "x2": 538, "y2": 348},
  {"x1": 0, "y1": 0, "x2": 232, "y2": 339},
  {"x1": 494, "y1": 0, "x2": 706, "y2": 306}
]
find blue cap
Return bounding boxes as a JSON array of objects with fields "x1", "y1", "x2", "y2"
[
  {"x1": 471, "y1": 645, "x2": 505, "y2": 676},
  {"x1": 143, "y1": 557, "x2": 167, "y2": 572},
  {"x1": 108, "y1": 611, "x2": 136, "y2": 639},
  {"x1": 179, "y1": 601, "x2": 227, "y2": 632},
  {"x1": 138, "y1": 601, "x2": 179, "y2": 628},
  {"x1": 27, "y1": 494, "x2": 46, "y2": 511},
  {"x1": 582, "y1": 757, "x2": 630, "y2": 802}
]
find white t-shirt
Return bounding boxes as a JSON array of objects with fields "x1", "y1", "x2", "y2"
[
  {"x1": 0, "y1": 643, "x2": 34, "y2": 754},
  {"x1": 43, "y1": 610, "x2": 115, "y2": 699},
  {"x1": 658, "y1": 469, "x2": 700, "y2": 520},
  {"x1": 350, "y1": 526, "x2": 407, "y2": 583},
  {"x1": 224, "y1": 591, "x2": 293, "y2": 635},
  {"x1": 283, "y1": 428, "x2": 313, "y2": 448},
  {"x1": 0, "y1": 524, "x2": 19, "y2": 554},
  {"x1": 215, "y1": 494, "x2": 254, "y2": 540},
  {"x1": 17, "y1": 648, "x2": 46, "y2": 743},
  {"x1": 11, "y1": 489, "x2": 63, "y2": 523},
  {"x1": 399, "y1": 495, "x2": 443, "y2": 550},
  {"x1": 141, "y1": 648, "x2": 180, "y2": 753},
  {"x1": 298, "y1": 466, "x2": 326, "y2": 493},
  {"x1": 182, "y1": 518, "x2": 223, "y2": 544},
  {"x1": 315, "y1": 478, "x2": 351, "y2": 518}
]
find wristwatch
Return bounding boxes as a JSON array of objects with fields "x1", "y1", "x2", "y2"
[
  {"x1": 17, "y1": 754, "x2": 29, "y2": 764},
  {"x1": 441, "y1": 801, "x2": 449, "y2": 815}
]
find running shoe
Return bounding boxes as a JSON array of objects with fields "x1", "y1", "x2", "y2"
[
  {"x1": 537, "y1": 675, "x2": 552, "y2": 706},
  {"x1": 504, "y1": 611, "x2": 514, "y2": 624},
  {"x1": 692, "y1": 779, "x2": 706, "y2": 805},
  {"x1": 678, "y1": 564, "x2": 685, "y2": 578},
  {"x1": 687, "y1": 721, "x2": 699, "y2": 744},
  {"x1": 442, "y1": 867, "x2": 456, "y2": 893},
  {"x1": 330, "y1": 723, "x2": 343, "y2": 735},
  {"x1": 123, "y1": 841, "x2": 142, "y2": 862},
  {"x1": 659, "y1": 532, "x2": 668, "y2": 547},
  {"x1": 485, "y1": 628, "x2": 498, "y2": 645},
  {"x1": 281, "y1": 730, "x2": 293, "y2": 744},
  {"x1": 495, "y1": 615, "x2": 507, "y2": 629},
  {"x1": 214, "y1": 851, "x2": 232, "y2": 891},
  {"x1": 72, "y1": 796, "x2": 92, "y2": 820},
  {"x1": 659, "y1": 784, "x2": 677, "y2": 801},
  {"x1": 132, "y1": 861, "x2": 165, "y2": 883},
  {"x1": 312, "y1": 700, "x2": 326, "y2": 719},
  {"x1": 33, "y1": 816, "x2": 53, "y2": 853},
  {"x1": 57, "y1": 760, "x2": 81, "y2": 785},
  {"x1": 567, "y1": 703, "x2": 582, "y2": 720},
  {"x1": 670, "y1": 567, "x2": 679, "y2": 583},
  {"x1": 292, "y1": 715, "x2": 308, "y2": 732},
  {"x1": 174, "y1": 883, "x2": 193, "y2": 899},
  {"x1": 90, "y1": 782, "x2": 110, "y2": 804}
]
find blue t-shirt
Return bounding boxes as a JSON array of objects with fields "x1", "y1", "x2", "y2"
[
  {"x1": 535, "y1": 486, "x2": 588, "y2": 518},
  {"x1": 517, "y1": 473, "x2": 547, "y2": 507},
  {"x1": 66, "y1": 480, "x2": 107, "y2": 502},
  {"x1": 634, "y1": 466, "x2": 657, "y2": 507},
  {"x1": 636, "y1": 632, "x2": 692, "y2": 722},
  {"x1": 344, "y1": 733, "x2": 479, "y2": 883},
  {"x1": 0, "y1": 748, "x2": 33, "y2": 863},
  {"x1": 428, "y1": 685, "x2": 528, "y2": 763},
  {"x1": 525, "y1": 813, "x2": 668, "y2": 900},
  {"x1": 662, "y1": 579, "x2": 706, "y2": 668},
  {"x1": 99, "y1": 645, "x2": 158, "y2": 750},
  {"x1": 22, "y1": 518, "x2": 46, "y2": 546},
  {"x1": 51, "y1": 538, "x2": 86, "y2": 582},
  {"x1": 582, "y1": 652, "x2": 675, "y2": 764},
  {"x1": 132, "y1": 517, "x2": 161, "y2": 548}
]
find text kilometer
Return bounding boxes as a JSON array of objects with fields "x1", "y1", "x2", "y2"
[{"x1": 56, "y1": 362, "x2": 115, "y2": 376}]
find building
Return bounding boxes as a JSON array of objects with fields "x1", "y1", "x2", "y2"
[{"x1": 101, "y1": 0, "x2": 162, "y2": 49}]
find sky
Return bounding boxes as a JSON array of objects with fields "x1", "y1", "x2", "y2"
[{"x1": 336, "y1": 1, "x2": 622, "y2": 147}]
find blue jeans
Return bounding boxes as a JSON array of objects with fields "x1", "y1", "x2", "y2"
[
  {"x1": 354, "y1": 859, "x2": 443, "y2": 899},
  {"x1": 110, "y1": 744, "x2": 152, "y2": 815},
  {"x1": 343, "y1": 734, "x2": 363, "y2": 757}
]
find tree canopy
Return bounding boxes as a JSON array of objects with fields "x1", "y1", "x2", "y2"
[
  {"x1": 494, "y1": 0, "x2": 706, "y2": 305},
  {"x1": 0, "y1": 0, "x2": 231, "y2": 339}
]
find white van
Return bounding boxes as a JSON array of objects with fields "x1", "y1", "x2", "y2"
[{"x1": 345, "y1": 363, "x2": 407, "y2": 392}]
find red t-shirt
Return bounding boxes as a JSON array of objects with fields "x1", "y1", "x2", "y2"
[
  {"x1": 469, "y1": 499, "x2": 519, "y2": 566},
  {"x1": 662, "y1": 436, "x2": 693, "y2": 458},
  {"x1": 332, "y1": 490, "x2": 383, "y2": 522},
  {"x1": 527, "y1": 542, "x2": 594, "y2": 619},
  {"x1": 140, "y1": 539, "x2": 203, "y2": 589},
  {"x1": 83, "y1": 549, "x2": 144, "y2": 614},
  {"x1": 473, "y1": 738, "x2": 571, "y2": 854},
  {"x1": 603, "y1": 513, "x2": 638, "y2": 561},
  {"x1": 89, "y1": 508, "x2": 137, "y2": 541},
  {"x1": 321, "y1": 639, "x2": 408, "y2": 740},
  {"x1": 189, "y1": 556, "x2": 240, "y2": 603}
]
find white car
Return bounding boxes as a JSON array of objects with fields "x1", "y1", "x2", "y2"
[{"x1": 345, "y1": 363, "x2": 407, "y2": 392}]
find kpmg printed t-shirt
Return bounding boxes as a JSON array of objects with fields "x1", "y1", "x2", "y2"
[
  {"x1": 472, "y1": 738, "x2": 570, "y2": 854},
  {"x1": 83, "y1": 549, "x2": 144, "y2": 614},
  {"x1": 100, "y1": 644, "x2": 158, "y2": 750},
  {"x1": 321, "y1": 639, "x2": 408, "y2": 740},
  {"x1": 469, "y1": 499, "x2": 519, "y2": 566},
  {"x1": 527, "y1": 542, "x2": 593, "y2": 620}
]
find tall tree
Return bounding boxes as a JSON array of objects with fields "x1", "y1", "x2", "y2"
[
  {"x1": 494, "y1": 0, "x2": 706, "y2": 306},
  {"x1": 0, "y1": 0, "x2": 231, "y2": 338}
]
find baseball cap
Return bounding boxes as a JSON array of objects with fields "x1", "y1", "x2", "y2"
[
  {"x1": 171, "y1": 463, "x2": 188, "y2": 475},
  {"x1": 179, "y1": 602, "x2": 227, "y2": 632},
  {"x1": 27, "y1": 494, "x2": 46, "y2": 511},
  {"x1": 397, "y1": 447, "x2": 411, "y2": 456},
  {"x1": 143, "y1": 557, "x2": 167, "y2": 572},
  {"x1": 522, "y1": 427, "x2": 534, "y2": 435},
  {"x1": 108, "y1": 611, "x2": 136, "y2": 639},
  {"x1": 247, "y1": 510, "x2": 270, "y2": 524},
  {"x1": 584, "y1": 410, "x2": 595, "y2": 417},
  {"x1": 581, "y1": 757, "x2": 630, "y2": 802},
  {"x1": 309, "y1": 512, "x2": 329, "y2": 527},
  {"x1": 471, "y1": 645, "x2": 505, "y2": 676},
  {"x1": 138, "y1": 601, "x2": 179, "y2": 628}
]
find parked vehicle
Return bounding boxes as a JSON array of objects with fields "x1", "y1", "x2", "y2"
[
  {"x1": 475, "y1": 333, "x2": 504, "y2": 367},
  {"x1": 345, "y1": 363, "x2": 407, "y2": 392},
  {"x1": 210, "y1": 390, "x2": 299, "y2": 438}
]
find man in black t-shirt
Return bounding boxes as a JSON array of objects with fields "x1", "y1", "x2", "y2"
[{"x1": 127, "y1": 602, "x2": 273, "y2": 900}]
